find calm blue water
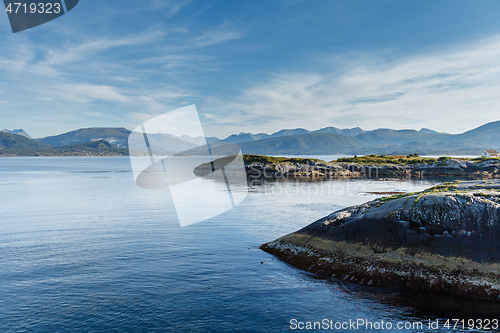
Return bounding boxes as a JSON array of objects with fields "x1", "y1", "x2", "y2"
[{"x1": 0, "y1": 157, "x2": 497, "y2": 332}]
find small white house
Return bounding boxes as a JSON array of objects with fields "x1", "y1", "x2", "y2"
[{"x1": 482, "y1": 150, "x2": 500, "y2": 158}]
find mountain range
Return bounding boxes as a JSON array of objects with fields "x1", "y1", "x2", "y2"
[
  {"x1": 218, "y1": 126, "x2": 365, "y2": 144},
  {"x1": 37, "y1": 127, "x2": 131, "y2": 147},
  {"x1": 0, "y1": 131, "x2": 128, "y2": 156},
  {"x1": 1, "y1": 120, "x2": 499, "y2": 156},
  {"x1": 218, "y1": 121, "x2": 500, "y2": 155}
]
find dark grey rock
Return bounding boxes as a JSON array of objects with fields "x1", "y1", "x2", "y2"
[{"x1": 261, "y1": 180, "x2": 500, "y2": 301}]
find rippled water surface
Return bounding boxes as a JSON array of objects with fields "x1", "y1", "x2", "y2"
[{"x1": 0, "y1": 157, "x2": 497, "y2": 332}]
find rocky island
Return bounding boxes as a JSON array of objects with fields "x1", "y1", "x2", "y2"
[
  {"x1": 261, "y1": 180, "x2": 500, "y2": 301},
  {"x1": 194, "y1": 154, "x2": 500, "y2": 179}
]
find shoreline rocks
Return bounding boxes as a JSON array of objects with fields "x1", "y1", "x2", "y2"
[
  {"x1": 194, "y1": 157, "x2": 500, "y2": 179},
  {"x1": 260, "y1": 180, "x2": 500, "y2": 301}
]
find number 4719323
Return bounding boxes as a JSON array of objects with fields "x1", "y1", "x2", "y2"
[{"x1": 6, "y1": 2, "x2": 62, "y2": 14}]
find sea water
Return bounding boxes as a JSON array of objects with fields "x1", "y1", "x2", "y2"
[{"x1": 0, "y1": 157, "x2": 497, "y2": 332}]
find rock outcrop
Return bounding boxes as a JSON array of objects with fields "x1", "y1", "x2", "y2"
[
  {"x1": 194, "y1": 157, "x2": 500, "y2": 179},
  {"x1": 261, "y1": 180, "x2": 500, "y2": 301}
]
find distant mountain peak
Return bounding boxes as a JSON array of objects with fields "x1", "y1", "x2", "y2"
[
  {"x1": 37, "y1": 127, "x2": 131, "y2": 148},
  {"x1": 1, "y1": 129, "x2": 32, "y2": 139},
  {"x1": 419, "y1": 128, "x2": 438, "y2": 134}
]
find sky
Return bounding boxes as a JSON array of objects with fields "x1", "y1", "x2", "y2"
[{"x1": 1, "y1": 0, "x2": 500, "y2": 139}]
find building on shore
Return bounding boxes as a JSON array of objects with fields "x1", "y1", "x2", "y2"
[{"x1": 482, "y1": 149, "x2": 500, "y2": 157}]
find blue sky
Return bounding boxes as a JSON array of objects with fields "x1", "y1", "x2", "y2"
[{"x1": 2, "y1": 0, "x2": 500, "y2": 138}]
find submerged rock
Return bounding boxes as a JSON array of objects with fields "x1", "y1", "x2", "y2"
[{"x1": 261, "y1": 180, "x2": 500, "y2": 301}]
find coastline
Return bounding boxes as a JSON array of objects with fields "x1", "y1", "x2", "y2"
[
  {"x1": 261, "y1": 180, "x2": 500, "y2": 301},
  {"x1": 194, "y1": 154, "x2": 500, "y2": 180}
]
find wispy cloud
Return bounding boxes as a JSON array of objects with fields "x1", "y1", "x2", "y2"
[
  {"x1": 41, "y1": 32, "x2": 164, "y2": 67},
  {"x1": 53, "y1": 83, "x2": 132, "y2": 103},
  {"x1": 150, "y1": 0, "x2": 192, "y2": 17},
  {"x1": 34, "y1": 97, "x2": 56, "y2": 101},
  {"x1": 190, "y1": 28, "x2": 246, "y2": 48},
  {"x1": 204, "y1": 36, "x2": 500, "y2": 135}
]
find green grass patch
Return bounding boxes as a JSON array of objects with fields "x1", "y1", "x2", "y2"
[
  {"x1": 242, "y1": 154, "x2": 323, "y2": 165},
  {"x1": 374, "y1": 180, "x2": 463, "y2": 205},
  {"x1": 469, "y1": 157, "x2": 500, "y2": 163},
  {"x1": 377, "y1": 192, "x2": 416, "y2": 203},
  {"x1": 335, "y1": 154, "x2": 439, "y2": 165},
  {"x1": 335, "y1": 155, "x2": 500, "y2": 165}
]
